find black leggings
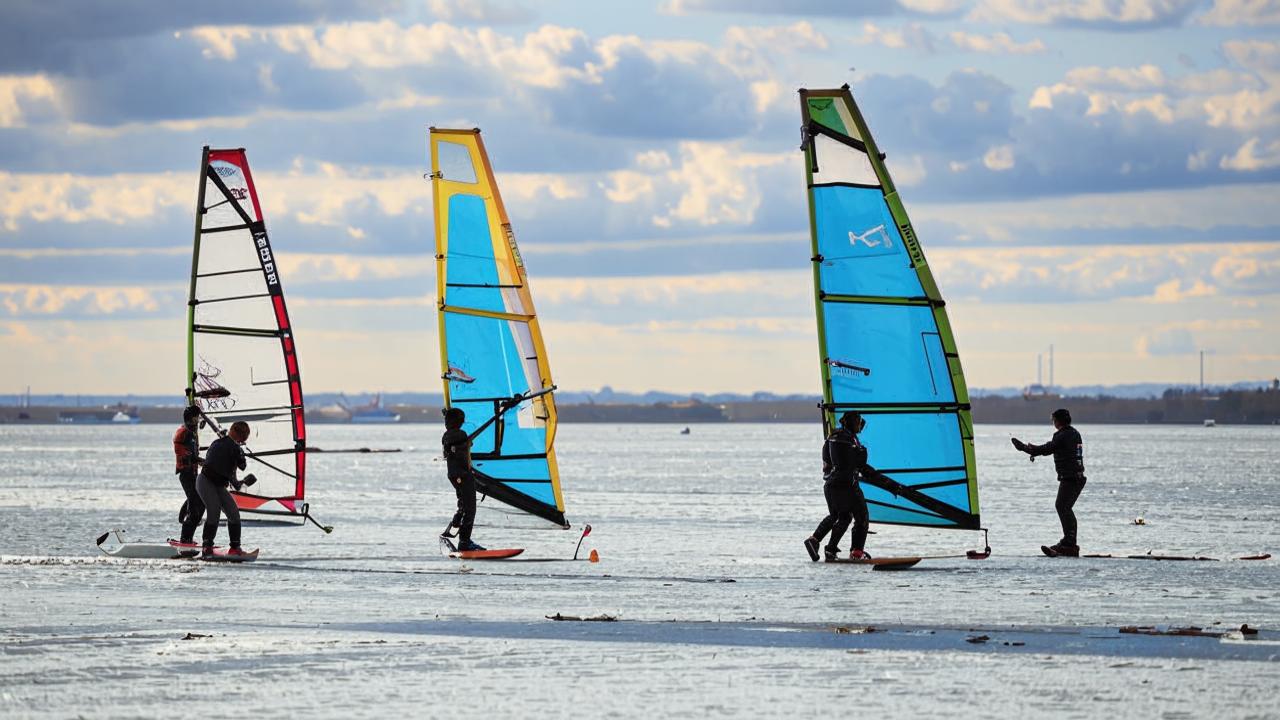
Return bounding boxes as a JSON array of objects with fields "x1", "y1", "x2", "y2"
[
  {"x1": 178, "y1": 469, "x2": 204, "y2": 544},
  {"x1": 450, "y1": 474, "x2": 476, "y2": 544},
  {"x1": 197, "y1": 473, "x2": 242, "y2": 549},
  {"x1": 1055, "y1": 478, "x2": 1087, "y2": 546},
  {"x1": 813, "y1": 481, "x2": 869, "y2": 553}
]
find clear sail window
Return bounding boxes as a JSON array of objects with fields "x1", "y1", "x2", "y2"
[
  {"x1": 812, "y1": 133, "x2": 879, "y2": 187},
  {"x1": 437, "y1": 141, "x2": 478, "y2": 184}
]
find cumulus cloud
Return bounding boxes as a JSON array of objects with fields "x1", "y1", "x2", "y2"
[
  {"x1": 947, "y1": 30, "x2": 1047, "y2": 53},
  {"x1": 661, "y1": 0, "x2": 954, "y2": 17},
  {"x1": 0, "y1": 75, "x2": 61, "y2": 127},
  {"x1": 1220, "y1": 137, "x2": 1280, "y2": 169},
  {"x1": 1135, "y1": 326, "x2": 1197, "y2": 355},
  {"x1": 931, "y1": 242, "x2": 1280, "y2": 305},
  {"x1": 854, "y1": 23, "x2": 1046, "y2": 54},
  {"x1": 651, "y1": 142, "x2": 791, "y2": 228},
  {"x1": 973, "y1": 0, "x2": 1201, "y2": 29},
  {"x1": 426, "y1": 0, "x2": 536, "y2": 25},
  {"x1": 1198, "y1": 0, "x2": 1280, "y2": 25},
  {"x1": 0, "y1": 0, "x2": 401, "y2": 73},
  {"x1": 0, "y1": 283, "x2": 181, "y2": 319}
]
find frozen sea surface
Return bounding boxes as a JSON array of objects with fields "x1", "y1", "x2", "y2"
[{"x1": 1, "y1": 423, "x2": 1278, "y2": 718}]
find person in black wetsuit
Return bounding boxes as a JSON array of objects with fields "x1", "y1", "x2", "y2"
[
  {"x1": 804, "y1": 411, "x2": 873, "y2": 562},
  {"x1": 173, "y1": 406, "x2": 204, "y2": 545},
  {"x1": 1012, "y1": 408, "x2": 1086, "y2": 556},
  {"x1": 197, "y1": 421, "x2": 257, "y2": 557},
  {"x1": 442, "y1": 407, "x2": 484, "y2": 552}
]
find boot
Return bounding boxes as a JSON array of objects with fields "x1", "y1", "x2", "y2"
[{"x1": 803, "y1": 537, "x2": 820, "y2": 562}]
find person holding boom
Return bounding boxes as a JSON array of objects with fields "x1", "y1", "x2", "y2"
[{"x1": 1012, "y1": 408, "x2": 1086, "y2": 557}]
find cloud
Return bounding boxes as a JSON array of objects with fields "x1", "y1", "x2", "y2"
[
  {"x1": 0, "y1": 283, "x2": 181, "y2": 319},
  {"x1": 983, "y1": 144, "x2": 1015, "y2": 170},
  {"x1": 652, "y1": 142, "x2": 791, "y2": 227},
  {"x1": 1135, "y1": 326, "x2": 1197, "y2": 355},
  {"x1": 1220, "y1": 137, "x2": 1280, "y2": 169},
  {"x1": 426, "y1": 0, "x2": 536, "y2": 25},
  {"x1": 931, "y1": 242, "x2": 1280, "y2": 305},
  {"x1": 0, "y1": 74, "x2": 61, "y2": 128},
  {"x1": 661, "y1": 0, "x2": 955, "y2": 17},
  {"x1": 947, "y1": 30, "x2": 1047, "y2": 54},
  {"x1": 1198, "y1": 0, "x2": 1280, "y2": 25},
  {"x1": 0, "y1": 0, "x2": 402, "y2": 73},
  {"x1": 854, "y1": 23, "x2": 940, "y2": 52},
  {"x1": 973, "y1": 0, "x2": 1201, "y2": 29},
  {"x1": 853, "y1": 23, "x2": 1046, "y2": 55}
]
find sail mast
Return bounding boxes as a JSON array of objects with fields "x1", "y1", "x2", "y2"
[{"x1": 187, "y1": 146, "x2": 210, "y2": 406}]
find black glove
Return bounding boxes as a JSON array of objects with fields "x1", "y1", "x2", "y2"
[
  {"x1": 1011, "y1": 438, "x2": 1027, "y2": 452},
  {"x1": 242, "y1": 474, "x2": 258, "y2": 487}
]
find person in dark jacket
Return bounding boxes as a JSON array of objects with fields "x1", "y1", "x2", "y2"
[
  {"x1": 804, "y1": 411, "x2": 873, "y2": 562},
  {"x1": 442, "y1": 407, "x2": 484, "y2": 552},
  {"x1": 173, "y1": 406, "x2": 204, "y2": 544},
  {"x1": 1012, "y1": 408, "x2": 1086, "y2": 556},
  {"x1": 197, "y1": 420, "x2": 256, "y2": 557}
]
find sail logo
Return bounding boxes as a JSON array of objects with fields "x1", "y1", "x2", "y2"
[
  {"x1": 848, "y1": 225, "x2": 892, "y2": 249},
  {"x1": 210, "y1": 161, "x2": 250, "y2": 201},
  {"x1": 253, "y1": 229, "x2": 278, "y2": 286}
]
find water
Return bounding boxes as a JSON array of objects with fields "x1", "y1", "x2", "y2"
[{"x1": 2, "y1": 423, "x2": 1278, "y2": 717}]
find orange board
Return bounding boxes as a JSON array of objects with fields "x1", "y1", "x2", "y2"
[{"x1": 450, "y1": 548, "x2": 524, "y2": 560}]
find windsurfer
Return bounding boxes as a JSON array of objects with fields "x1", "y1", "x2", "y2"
[
  {"x1": 197, "y1": 420, "x2": 256, "y2": 557},
  {"x1": 1012, "y1": 408, "x2": 1086, "y2": 556},
  {"x1": 442, "y1": 408, "x2": 484, "y2": 552},
  {"x1": 173, "y1": 405, "x2": 204, "y2": 544},
  {"x1": 805, "y1": 411, "x2": 873, "y2": 562}
]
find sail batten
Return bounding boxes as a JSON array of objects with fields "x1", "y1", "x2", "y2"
[
  {"x1": 431, "y1": 129, "x2": 568, "y2": 529},
  {"x1": 801, "y1": 87, "x2": 981, "y2": 531},
  {"x1": 187, "y1": 146, "x2": 308, "y2": 516}
]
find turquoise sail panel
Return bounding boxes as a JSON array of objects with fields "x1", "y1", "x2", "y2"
[{"x1": 801, "y1": 87, "x2": 980, "y2": 530}]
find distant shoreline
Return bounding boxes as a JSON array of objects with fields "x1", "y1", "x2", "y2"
[{"x1": 3, "y1": 388, "x2": 1279, "y2": 425}]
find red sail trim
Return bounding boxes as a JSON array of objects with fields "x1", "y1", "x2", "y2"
[
  {"x1": 206, "y1": 149, "x2": 260, "y2": 222},
  {"x1": 235, "y1": 495, "x2": 270, "y2": 510},
  {"x1": 236, "y1": 150, "x2": 266, "y2": 222},
  {"x1": 207, "y1": 146, "x2": 307, "y2": 510},
  {"x1": 273, "y1": 296, "x2": 290, "y2": 329}
]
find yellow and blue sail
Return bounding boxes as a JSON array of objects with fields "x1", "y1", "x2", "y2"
[
  {"x1": 801, "y1": 86, "x2": 980, "y2": 530},
  {"x1": 430, "y1": 128, "x2": 568, "y2": 528}
]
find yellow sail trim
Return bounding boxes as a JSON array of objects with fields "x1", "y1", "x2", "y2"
[{"x1": 429, "y1": 128, "x2": 564, "y2": 515}]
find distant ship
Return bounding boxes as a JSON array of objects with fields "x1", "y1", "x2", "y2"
[
  {"x1": 58, "y1": 405, "x2": 140, "y2": 424},
  {"x1": 343, "y1": 394, "x2": 401, "y2": 424}
]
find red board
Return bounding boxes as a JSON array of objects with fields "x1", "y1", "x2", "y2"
[
  {"x1": 449, "y1": 548, "x2": 524, "y2": 560},
  {"x1": 200, "y1": 548, "x2": 260, "y2": 563}
]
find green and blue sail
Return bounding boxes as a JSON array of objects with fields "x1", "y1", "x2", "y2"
[{"x1": 801, "y1": 86, "x2": 981, "y2": 531}]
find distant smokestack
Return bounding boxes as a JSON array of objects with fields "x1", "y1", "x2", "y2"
[
  {"x1": 1049, "y1": 344, "x2": 1054, "y2": 390},
  {"x1": 1200, "y1": 350, "x2": 1204, "y2": 392}
]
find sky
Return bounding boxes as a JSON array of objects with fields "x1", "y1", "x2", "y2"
[{"x1": 1, "y1": 0, "x2": 1278, "y2": 396}]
